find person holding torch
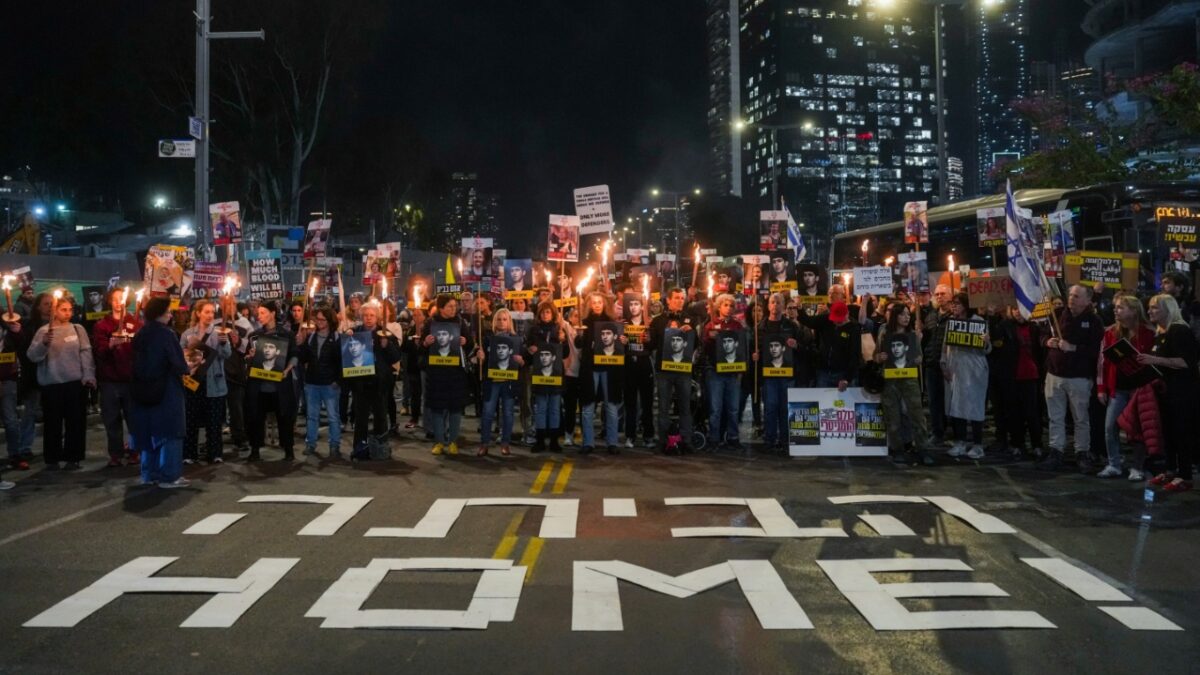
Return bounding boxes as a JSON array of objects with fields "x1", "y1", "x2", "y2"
[{"x1": 92, "y1": 286, "x2": 143, "y2": 467}]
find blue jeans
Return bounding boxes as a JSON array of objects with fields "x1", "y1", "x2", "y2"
[
  {"x1": 141, "y1": 436, "x2": 182, "y2": 484},
  {"x1": 582, "y1": 371, "x2": 620, "y2": 448},
  {"x1": 1, "y1": 380, "x2": 19, "y2": 457},
  {"x1": 481, "y1": 380, "x2": 516, "y2": 444},
  {"x1": 707, "y1": 371, "x2": 741, "y2": 444},
  {"x1": 762, "y1": 377, "x2": 790, "y2": 446},
  {"x1": 534, "y1": 393, "x2": 561, "y2": 430},
  {"x1": 430, "y1": 408, "x2": 462, "y2": 445},
  {"x1": 1103, "y1": 390, "x2": 1132, "y2": 469},
  {"x1": 304, "y1": 384, "x2": 342, "y2": 450}
]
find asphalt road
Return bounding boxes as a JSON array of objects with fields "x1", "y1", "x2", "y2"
[{"x1": 1, "y1": 421, "x2": 1197, "y2": 675}]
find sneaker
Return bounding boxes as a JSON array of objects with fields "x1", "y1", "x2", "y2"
[
  {"x1": 448, "y1": 443, "x2": 459, "y2": 456},
  {"x1": 1036, "y1": 451, "x2": 1064, "y2": 471},
  {"x1": 1096, "y1": 465, "x2": 1122, "y2": 478},
  {"x1": 183, "y1": 458, "x2": 196, "y2": 466},
  {"x1": 947, "y1": 442, "x2": 967, "y2": 458},
  {"x1": 158, "y1": 477, "x2": 191, "y2": 489},
  {"x1": 1162, "y1": 479, "x2": 1194, "y2": 493},
  {"x1": 431, "y1": 443, "x2": 444, "y2": 456},
  {"x1": 966, "y1": 445, "x2": 985, "y2": 460},
  {"x1": 1127, "y1": 468, "x2": 1145, "y2": 482},
  {"x1": 624, "y1": 439, "x2": 634, "y2": 448},
  {"x1": 0, "y1": 480, "x2": 14, "y2": 490}
]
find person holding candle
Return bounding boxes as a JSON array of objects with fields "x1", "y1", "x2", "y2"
[
  {"x1": 650, "y1": 287, "x2": 698, "y2": 455},
  {"x1": 702, "y1": 293, "x2": 745, "y2": 450},
  {"x1": 576, "y1": 291, "x2": 626, "y2": 455},
  {"x1": 296, "y1": 305, "x2": 343, "y2": 458},
  {"x1": 1, "y1": 312, "x2": 22, "y2": 476},
  {"x1": 180, "y1": 300, "x2": 233, "y2": 465},
  {"x1": 421, "y1": 294, "x2": 473, "y2": 456},
  {"x1": 475, "y1": 308, "x2": 523, "y2": 456},
  {"x1": 622, "y1": 290, "x2": 655, "y2": 448},
  {"x1": 92, "y1": 287, "x2": 143, "y2": 467},
  {"x1": 244, "y1": 301, "x2": 299, "y2": 462},
  {"x1": 130, "y1": 297, "x2": 190, "y2": 488},
  {"x1": 26, "y1": 293, "x2": 96, "y2": 470}
]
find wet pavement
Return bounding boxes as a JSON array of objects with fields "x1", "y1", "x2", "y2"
[{"x1": 1, "y1": 422, "x2": 1197, "y2": 674}]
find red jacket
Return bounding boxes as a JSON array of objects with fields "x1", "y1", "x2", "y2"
[
  {"x1": 1097, "y1": 325, "x2": 1155, "y2": 398},
  {"x1": 92, "y1": 313, "x2": 143, "y2": 383},
  {"x1": 1118, "y1": 382, "x2": 1163, "y2": 456}
]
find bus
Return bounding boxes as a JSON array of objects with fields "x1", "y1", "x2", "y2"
[{"x1": 829, "y1": 182, "x2": 1200, "y2": 292}]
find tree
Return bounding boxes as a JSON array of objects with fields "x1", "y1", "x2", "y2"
[{"x1": 996, "y1": 64, "x2": 1200, "y2": 191}]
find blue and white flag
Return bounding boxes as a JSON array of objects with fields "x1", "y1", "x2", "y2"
[
  {"x1": 782, "y1": 200, "x2": 806, "y2": 262},
  {"x1": 1005, "y1": 180, "x2": 1047, "y2": 319}
]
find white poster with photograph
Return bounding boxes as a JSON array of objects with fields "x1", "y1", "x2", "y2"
[
  {"x1": 303, "y1": 219, "x2": 332, "y2": 259},
  {"x1": 787, "y1": 387, "x2": 885, "y2": 457}
]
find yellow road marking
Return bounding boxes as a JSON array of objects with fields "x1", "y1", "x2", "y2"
[
  {"x1": 529, "y1": 460, "x2": 555, "y2": 494},
  {"x1": 491, "y1": 513, "x2": 525, "y2": 559},
  {"x1": 551, "y1": 461, "x2": 574, "y2": 494},
  {"x1": 518, "y1": 537, "x2": 545, "y2": 581}
]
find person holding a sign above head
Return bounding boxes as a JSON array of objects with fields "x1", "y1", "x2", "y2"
[
  {"x1": 754, "y1": 293, "x2": 803, "y2": 453},
  {"x1": 26, "y1": 294, "x2": 95, "y2": 471},
  {"x1": 244, "y1": 301, "x2": 299, "y2": 462},
  {"x1": 296, "y1": 306, "x2": 343, "y2": 459},
  {"x1": 1095, "y1": 295, "x2": 1154, "y2": 479},
  {"x1": 874, "y1": 302, "x2": 933, "y2": 466},
  {"x1": 422, "y1": 294, "x2": 473, "y2": 457},
  {"x1": 92, "y1": 287, "x2": 142, "y2": 468},
  {"x1": 476, "y1": 310, "x2": 523, "y2": 457},
  {"x1": 1138, "y1": 294, "x2": 1199, "y2": 493},
  {"x1": 702, "y1": 293, "x2": 745, "y2": 450},
  {"x1": 940, "y1": 292, "x2": 991, "y2": 460},
  {"x1": 576, "y1": 292, "x2": 626, "y2": 455},
  {"x1": 179, "y1": 300, "x2": 232, "y2": 465},
  {"x1": 1038, "y1": 284, "x2": 1105, "y2": 472}
]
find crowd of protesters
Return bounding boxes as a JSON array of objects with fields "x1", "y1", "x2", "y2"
[{"x1": 0, "y1": 267, "x2": 1196, "y2": 496}]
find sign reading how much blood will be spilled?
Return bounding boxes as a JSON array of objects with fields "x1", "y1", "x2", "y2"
[{"x1": 1157, "y1": 203, "x2": 1200, "y2": 247}]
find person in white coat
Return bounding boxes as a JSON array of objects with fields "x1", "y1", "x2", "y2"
[{"x1": 941, "y1": 292, "x2": 991, "y2": 459}]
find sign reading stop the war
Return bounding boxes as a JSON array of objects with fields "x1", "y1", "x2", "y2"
[
  {"x1": 967, "y1": 269, "x2": 1017, "y2": 309},
  {"x1": 1065, "y1": 251, "x2": 1139, "y2": 290}
]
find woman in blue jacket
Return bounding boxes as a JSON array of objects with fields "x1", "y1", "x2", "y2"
[{"x1": 131, "y1": 297, "x2": 190, "y2": 488}]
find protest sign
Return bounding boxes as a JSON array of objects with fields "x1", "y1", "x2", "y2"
[
  {"x1": 209, "y1": 201, "x2": 242, "y2": 245},
  {"x1": 303, "y1": 219, "x2": 331, "y2": 259},
  {"x1": 945, "y1": 318, "x2": 987, "y2": 349},
  {"x1": 547, "y1": 215, "x2": 581, "y2": 261},
  {"x1": 966, "y1": 269, "x2": 1016, "y2": 309},
  {"x1": 977, "y1": 207, "x2": 1005, "y2": 248},
  {"x1": 341, "y1": 330, "x2": 376, "y2": 378},
  {"x1": 759, "y1": 211, "x2": 788, "y2": 251},
  {"x1": 462, "y1": 238, "x2": 493, "y2": 280},
  {"x1": 896, "y1": 252, "x2": 928, "y2": 292},
  {"x1": 246, "y1": 249, "x2": 284, "y2": 301},
  {"x1": 573, "y1": 185, "x2": 614, "y2": 235},
  {"x1": 1156, "y1": 203, "x2": 1200, "y2": 248},
  {"x1": 852, "y1": 266, "x2": 894, "y2": 297},
  {"x1": 249, "y1": 335, "x2": 288, "y2": 382},
  {"x1": 787, "y1": 388, "x2": 886, "y2": 457},
  {"x1": 904, "y1": 201, "x2": 928, "y2": 244},
  {"x1": 144, "y1": 244, "x2": 195, "y2": 310},
  {"x1": 1064, "y1": 251, "x2": 1138, "y2": 290},
  {"x1": 191, "y1": 261, "x2": 226, "y2": 303}
]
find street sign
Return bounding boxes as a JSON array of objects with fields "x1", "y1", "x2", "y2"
[
  {"x1": 158, "y1": 139, "x2": 196, "y2": 158},
  {"x1": 189, "y1": 116, "x2": 203, "y2": 140}
]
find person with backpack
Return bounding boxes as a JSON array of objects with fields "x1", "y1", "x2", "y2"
[
  {"x1": 130, "y1": 297, "x2": 190, "y2": 488},
  {"x1": 179, "y1": 300, "x2": 232, "y2": 465},
  {"x1": 26, "y1": 294, "x2": 95, "y2": 470}
]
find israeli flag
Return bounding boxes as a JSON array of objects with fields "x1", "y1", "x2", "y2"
[
  {"x1": 1005, "y1": 180, "x2": 1047, "y2": 319},
  {"x1": 783, "y1": 200, "x2": 806, "y2": 262}
]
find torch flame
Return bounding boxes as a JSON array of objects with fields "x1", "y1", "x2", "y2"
[
  {"x1": 135, "y1": 287, "x2": 146, "y2": 303},
  {"x1": 694, "y1": 243, "x2": 701, "y2": 263},
  {"x1": 309, "y1": 276, "x2": 319, "y2": 298},
  {"x1": 642, "y1": 274, "x2": 650, "y2": 301},
  {"x1": 842, "y1": 273, "x2": 852, "y2": 288},
  {"x1": 544, "y1": 268, "x2": 552, "y2": 288},
  {"x1": 576, "y1": 266, "x2": 595, "y2": 295},
  {"x1": 1, "y1": 275, "x2": 12, "y2": 291},
  {"x1": 861, "y1": 240, "x2": 869, "y2": 253},
  {"x1": 456, "y1": 258, "x2": 463, "y2": 274},
  {"x1": 121, "y1": 285, "x2": 130, "y2": 306},
  {"x1": 883, "y1": 256, "x2": 895, "y2": 267},
  {"x1": 221, "y1": 275, "x2": 237, "y2": 295},
  {"x1": 413, "y1": 283, "x2": 423, "y2": 309},
  {"x1": 380, "y1": 277, "x2": 387, "y2": 300},
  {"x1": 52, "y1": 289, "x2": 63, "y2": 301},
  {"x1": 948, "y1": 254, "x2": 955, "y2": 271},
  {"x1": 707, "y1": 271, "x2": 715, "y2": 298}
]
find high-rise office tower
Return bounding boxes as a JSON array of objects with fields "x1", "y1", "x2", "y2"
[
  {"x1": 731, "y1": 0, "x2": 940, "y2": 245},
  {"x1": 973, "y1": 0, "x2": 1030, "y2": 194},
  {"x1": 706, "y1": 0, "x2": 742, "y2": 197}
]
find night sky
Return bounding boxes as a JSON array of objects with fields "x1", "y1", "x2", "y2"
[{"x1": 1, "y1": 0, "x2": 710, "y2": 252}]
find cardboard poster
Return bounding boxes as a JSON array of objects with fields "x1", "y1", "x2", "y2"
[
  {"x1": 904, "y1": 201, "x2": 928, "y2": 244},
  {"x1": 503, "y1": 259, "x2": 534, "y2": 298},
  {"x1": 657, "y1": 254, "x2": 677, "y2": 281},
  {"x1": 787, "y1": 388, "x2": 886, "y2": 457},
  {"x1": 82, "y1": 286, "x2": 107, "y2": 321},
  {"x1": 977, "y1": 207, "x2": 1006, "y2": 248},
  {"x1": 761, "y1": 334, "x2": 794, "y2": 378},
  {"x1": 1156, "y1": 203, "x2": 1200, "y2": 248},
  {"x1": 209, "y1": 201, "x2": 242, "y2": 245},
  {"x1": 714, "y1": 329, "x2": 747, "y2": 373},
  {"x1": 428, "y1": 322, "x2": 462, "y2": 366},
  {"x1": 660, "y1": 328, "x2": 694, "y2": 373},
  {"x1": 249, "y1": 335, "x2": 288, "y2": 382},
  {"x1": 245, "y1": 249, "x2": 283, "y2": 301},
  {"x1": 547, "y1": 215, "x2": 580, "y2": 262},
  {"x1": 341, "y1": 330, "x2": 376, "y2": 378},
  {"x1": 852, "y1": 266, "x2": 894, "y2": 297},
  {"x1": 573, "y1": 185, "x2": 614, "y2": 235},
  {"x1": 531, "y1": 342, "x2": 564, "y2": 387},
  {"x1": 897, "y1": 251, "x2": 929, "y2": 293},
  {"x1": 760, "y1": 211, "x2": 788, "y2": 251},
  {"x1": 303, "y1": 219, "x2": 331, "y2": 259},
  {"x1": 486, "y1": 335, "x2": 521, "y2": 381},
  {"x1": 191, "y1": 261, "x2": 226, "y2": 303},
  {"x1": 945, "y1": 318, "x2": 987, "y2": 349},
  {"x1": 741, "y1": 255, "x2": 769, "y2": 295},
  {"x1": 1064, "y1": 251, "x2": 1139, "y2": 290},
  {"x1": 592, "y1": 321, "x2": 625, "y2": 365},
  {"x1": 462, "y1": 238, "x2": 494, "y2": 281},
  {"x1": 144, "y1": 244, "x2": 195, "y2": 310},
  {"x1": 966, "y1": 269, "x2": 1017, "y2": 309},
  {"x1": 765, "y1": 250, "x2": 796, "y2": 292}
]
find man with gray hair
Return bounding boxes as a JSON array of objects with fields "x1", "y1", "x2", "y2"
[
  {"x1": 921, "y1": 283, "x2": 953, "y2": 445},
  {"x1": 1038, "y1": 284, "x2": 1105, "y2": 472}
]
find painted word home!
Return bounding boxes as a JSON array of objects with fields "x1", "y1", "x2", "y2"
[{"x1": 24, "y1": 494, "x2": 1183, "y2": 633}]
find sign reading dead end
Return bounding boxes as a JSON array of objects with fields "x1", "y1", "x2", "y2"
[{"x1": 966, "y1": 269, "x2": 1017, "y2": 309}]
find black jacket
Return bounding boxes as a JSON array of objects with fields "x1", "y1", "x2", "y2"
[
  {"x1": 298, "y1": 331, "x2": 343, "y2": 386},
  {"x1": 797, "y1": 312, "x2": 862, "y2": 381}
]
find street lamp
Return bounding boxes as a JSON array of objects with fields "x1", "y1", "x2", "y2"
[{"x1": 153, "y1": 195, "x2": 168, "y2": 209}]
